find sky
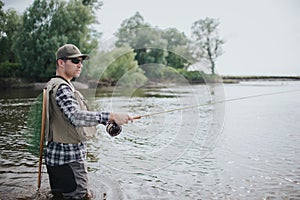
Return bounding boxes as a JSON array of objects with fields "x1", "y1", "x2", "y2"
[{"x1": 3, "y1": 0, "x2": 300, "y2": 76}]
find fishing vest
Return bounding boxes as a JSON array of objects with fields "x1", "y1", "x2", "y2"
[{"x1": 44, "y1": 77, "x2": 96, "y2": 144}]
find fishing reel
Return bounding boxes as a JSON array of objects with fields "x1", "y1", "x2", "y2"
[{"x1": 106, "y1": 121, "x2": 122, "y2": 137}]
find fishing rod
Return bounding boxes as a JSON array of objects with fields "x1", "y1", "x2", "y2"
[
  {"x1": 104, "y1": 89, "x2": 300, "y2": 136},
  {"x1": 132, "y1": 89, "x2": 300, "y2": 120}
]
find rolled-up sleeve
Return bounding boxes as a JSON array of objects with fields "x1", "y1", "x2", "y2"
[{"x1": 56, "y1": 84, "x2": 110, "y2": 127}]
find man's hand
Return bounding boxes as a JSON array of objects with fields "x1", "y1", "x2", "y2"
[{"x1": 109, "y1": 112, "x2": 133, "y2": 125}]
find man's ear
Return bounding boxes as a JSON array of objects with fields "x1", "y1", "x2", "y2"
[{"x1": 57, "y1": 59, "x2": 65, "y2": 68}]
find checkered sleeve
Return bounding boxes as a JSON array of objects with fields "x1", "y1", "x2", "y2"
[{"x1": 56, "y1": 84, "x2": 110, "y2": 127}]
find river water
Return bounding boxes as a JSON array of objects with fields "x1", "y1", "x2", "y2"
[{"x1": 0, "y1": 81, "x2": 300, "y2": 199}]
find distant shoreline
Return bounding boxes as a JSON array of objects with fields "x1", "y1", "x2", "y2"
[
  {"x1": 221, "y1": 75, "x2": 300, "y2": 84},
  {"x1": 1, "y1": 75, "x2": 300, "y2": 89}
]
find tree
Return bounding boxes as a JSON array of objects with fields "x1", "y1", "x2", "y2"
[
  {"x1": 191, "y1": 17, "x2": 224, "y2": 74},
  {"x1": 115, "y1": 12, "x2": 169, "y2": 82},
  {"x1": 115, "y1": 12, "x2": 169, "y2": 66},
  {"x1": 0, "y1": 1, "x2": 22, "y2": 63},
  {"x1": 115, "y1": 11, "x2": 150, "y2": 48},
  {"x1": 0, "y1": 1, "x2": 5, "y2": 35},
  {"x1": 13, "y1": 0, "x2": 101, "y2": 81},
  {"x1": 161, "y1": 28, "x2": 194, "y2": 69}
]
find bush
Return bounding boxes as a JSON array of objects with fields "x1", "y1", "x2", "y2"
[
  {"x1": 117, "y1": 67, "x2": 148, "y2": 87},
  {"x1": 0, "y1": 62, "x2": 22, "y2": 78},
  {"x1": 177, "y1": 69, "x2": 206, "y2": 83}
]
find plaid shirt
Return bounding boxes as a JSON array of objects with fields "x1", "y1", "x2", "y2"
[{"x1": 45, "y1": 83, "x2": 110, "y2": 166}]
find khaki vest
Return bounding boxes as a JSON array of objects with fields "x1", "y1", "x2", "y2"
[{"x1": 44, "y1": 77, "x2": 96, "y2": 143}]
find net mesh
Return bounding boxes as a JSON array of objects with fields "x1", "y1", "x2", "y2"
[{"x1": 26, "y1": 92, "x2": 44, "y2": 156}]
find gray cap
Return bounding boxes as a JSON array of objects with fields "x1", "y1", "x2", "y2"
[{"x1": 56, "y1": 44, "x2": 90, "y2": 60}]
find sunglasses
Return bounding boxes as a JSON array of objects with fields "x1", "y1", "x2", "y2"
[{"x1": 60, "y1": 57, "x2": 83, "y2": 64}]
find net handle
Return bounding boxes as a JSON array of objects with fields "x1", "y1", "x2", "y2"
[{"x1": 37, "y1": 89, "x2": 46, "y2": 190}]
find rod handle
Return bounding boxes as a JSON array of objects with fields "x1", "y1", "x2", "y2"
[{"x1": 133, "y1": 115, "x2": 142, "y2": 120}]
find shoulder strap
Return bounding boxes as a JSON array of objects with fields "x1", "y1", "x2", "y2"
[{"x1": 46, "y1": 76, "x2": 75, "y2": 92}]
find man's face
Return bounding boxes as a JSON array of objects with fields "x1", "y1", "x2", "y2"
[{"x1": 62, "y1": 57, "x2": 83, "y2": 79}]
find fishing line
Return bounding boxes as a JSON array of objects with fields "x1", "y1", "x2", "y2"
[{"x1": 133, "y1": 89, "x2": 300, "y2": 120}]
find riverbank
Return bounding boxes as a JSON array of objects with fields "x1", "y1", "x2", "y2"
[
  {"x1": 1, "y1": 75, "x2": 300, "y2": 89},
  {"x1": 0, "y1": 78, "x2": 89, "y2": 90},
  {"x1": 222, "y1": 75, "x2": 300, "y2": 83}
]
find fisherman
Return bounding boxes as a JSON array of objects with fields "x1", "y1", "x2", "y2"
[{"x1": 45, "y1": 44, "x2": 133, "y2": 199}]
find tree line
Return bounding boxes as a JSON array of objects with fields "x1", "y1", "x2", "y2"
[{"x1": 0, "y1": 0, "x2": 224, "y2": 86}]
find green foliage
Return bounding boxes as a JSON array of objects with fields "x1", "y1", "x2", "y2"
[
  {"x1": 177, "y1": 69, "x2": 206, "y2": 83},
  {"x1": 191, "y1": 17, "x2": 224, "y2": 74},
  {"x1": 115, "y1": 12, "x2": 196, "y2": 81},
  {"x1": 102, "y1": 48, "x2": 138, "y2": 82},
  {"x1": 0, "y1": 1, "x2": 225, "y2": 83},
  {"x1": 141, "y1": 63, "x2": 164, "y2": 81},
  {"x1": 136, "y1": 46, "x2": 168, "y2": 66},
  {"x1": 161, "y1": 28, "x2": 194, "y2": 69},
  {"x1": 12, "y1": 0, "x2": 101, "y2": 81},
  {"x1": 162, "y1": 66, "x2": 182, "y2": 81},
  {"x1": 82, "y1": 0, "x2": 103, "y2": 8},
  {"x1": 115, "y1": 11, "x2": 151, "y2": 48},
  {"x1": 140, "y1": 64, "x2": 182, "y2": 83},
  {"x1": 115, "y1": 13, "x2": 169, "y2": 66},
  {"x1": 26, "y1": 92, "x2": 44, "y2": 156},
  {"x1": 0, "y1": 62, "x2": 22, "y2": 77},
  {"x1": 117, "y1": 66, "x2": 148, "y2": 87},
  {"x1": 115, "y1": 12, "x2": 167, "y2": 65},
  {"x1": 0, "y1": 4, "x2": 22, "y2": 63},
  {"x1": 0, "y1": 1, "x2": 6, "y2": 36},
  {"x1": 82, "y1": 46, "x2": 147, "y2": 86}
]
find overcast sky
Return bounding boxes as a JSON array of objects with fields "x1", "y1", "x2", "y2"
[{"x1": 3, "y1": 0, "x2": 300, "y2": 76}]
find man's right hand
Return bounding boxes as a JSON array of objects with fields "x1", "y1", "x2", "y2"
[{"x1": 109, "y1": 112, "x2": 133, "y2": 125}]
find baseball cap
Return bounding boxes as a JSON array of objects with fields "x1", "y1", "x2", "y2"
[{"x1": 56, "y1": 44, "x2": 90, "y2": 60}]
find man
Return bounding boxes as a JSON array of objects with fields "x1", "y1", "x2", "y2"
[{"x1": 45, "y1": 44, "x2": 133, "y2": 199}]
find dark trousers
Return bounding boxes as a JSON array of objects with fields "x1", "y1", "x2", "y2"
[{"x1": 46, "y1": 161, "x2": 88, "y2": 199}]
